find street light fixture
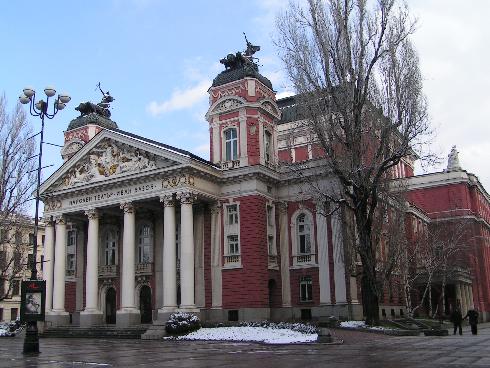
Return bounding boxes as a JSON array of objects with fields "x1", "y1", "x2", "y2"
[{"x1": 18, "y1": 86, "x2": 70, "y2": 354}]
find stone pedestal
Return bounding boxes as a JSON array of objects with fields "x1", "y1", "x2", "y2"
[
  {"x1": 116, "y1": 308, "x2": 140, "y2": 327},
  {"x1": 45, "y1": 312, "x2": 70, "y2": 327},
  {"x1": 80, "y1": 311, "x2": 103, "y2": 327}
]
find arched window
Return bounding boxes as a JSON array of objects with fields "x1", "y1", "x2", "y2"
[
  {"x1": 138, "y1": 223, "x2": 153, "y2": 263},
  {"x1": 104, "y1": 229, "x2": 117, "y2": 266},
  {"x1": 296, "y1": 213, "x2": 311, "y2": 254},
  {"x1": 264, "y1": 130, "x2": 272, "y2": 164},
  {"x1": 224, "y1": 128, "x2": 238, "y2": 161}
]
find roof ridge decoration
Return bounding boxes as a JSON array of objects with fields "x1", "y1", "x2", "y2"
[{"x1": 55, "y1": 138, "x2": 156, "y2": 189}]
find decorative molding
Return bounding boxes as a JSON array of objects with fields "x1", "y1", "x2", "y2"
[
  {"x1": 211, "y1": 83, "x2": 246, "y2": 100},
  {"x1": 276, "y1": 201, "x2": 288, "y2": 214},
  {"x1": 159, "y1": 194, "x2": 175, "y2": 207},
  {"x1": 44, "y1": 198, "x2": 62, "y2": 212},
  {"x1": 176, "y1": 191, "x2": 197, "y2": 205},
  {"x1": 255, "y1": 84, "x2": 275, "y2": 100},
  {"x1": 120, "y1": 202, "x2": 134, "y2": 214},
  {"x1": 85, "y1": 208, "x2": 100, "y2": 220},
  {"x1": 54, "y1": 215, "x2": 66, "y2": 225},
  {"x1": 56, "y1": 139, "x2": 156, "y2": 188},
  {"x1": 161, "y1": 174, "x2": 195, "y2": 189},
  {"x1": 212, "y1": 98, "x2": 243, "y2": 114},
  {"x1": 261, "y1": 101, "x2": 279, "y2": 116}
]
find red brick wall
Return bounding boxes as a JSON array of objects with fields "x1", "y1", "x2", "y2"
[
  {"x1": 222, "y1": 195, "x2": 269, "y2": 308},
  {"x1": 65, "y1": 281, "x2": 77, "y2": 313},
  {"x1": 278, "y1": 149, "x2": 292, "y2": 163},
  {"x1": 247, "y1": 118, "x2": 260, "y2": 165},
  {"x1": 294, "y1": 146, "x2": 309, "y2": 162}
]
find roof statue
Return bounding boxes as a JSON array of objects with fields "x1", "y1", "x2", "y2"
[
  {"x1": 75, "y1": 83, "x2": 115, "y2": 119},
  {"x1": 446, "y1": 145, "x2": 462, "y2": 172},
  {"x1": 219, "y1": 33, "x2": 261, "y2": 71},
  {"x1": 213, "y1": 34, "x2": 272, "y2": 89}
]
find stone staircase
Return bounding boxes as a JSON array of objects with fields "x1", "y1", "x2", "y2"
[{"x1": 40, "y1": 325, "x2": 149, "y2": 339}]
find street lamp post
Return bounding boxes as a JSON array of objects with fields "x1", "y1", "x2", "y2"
[{"x1": 19, "y1": 86, "x2": 70, "y2": 354}]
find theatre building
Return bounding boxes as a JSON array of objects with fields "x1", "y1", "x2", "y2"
[{"x1": 40, "y1": 48, "x2": 489, "y2": 328}]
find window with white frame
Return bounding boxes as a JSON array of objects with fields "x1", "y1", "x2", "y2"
[
  {"x1": 297, "y1": 213, "x2": 311, "y2": 254},
  {"x1": 227, "y1": 204, "x2": 238, "y2": 225},
  {"x1": 227, "y1": 235, "x2": 239, "y2": 255},
  {"x1": 138, "y1": 223, "x2": 153, "y2": 263},
  {"x1": 224, "y1": 203, "x2": 240, "y2": 263},
  {"x1": 224, "y1": 128, "x2": 238, "y2": 161},
  {"x1": 264, "y1": 130, "x2": 272, "y2": 164},
  {"x1": 66, "y1": 230, "x2": 77, "y2": 273},
  {"x1": 300, "y1": 276, "x2": 313, "y2": 302},
  {"x1": 103, "y1": 229, "x2": 118, "y2": 266},
  {"x1": 268, "y1": 235, "x2": 275, "y2": 255}
]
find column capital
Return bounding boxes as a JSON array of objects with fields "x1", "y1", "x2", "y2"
[
  {"x1": 210, "y1": 202, "x2": 222, "y2": 215},
  {"x1": 159, "y1": 194, "x2": 175, "y2": 207},
  {"x1": 276, "y1": 201, "x2": 288, "y2": 214},
  {"x1": 85, "y1": 208, "x2": 100, "y2": 220},
  {"x1": 42, "y1": 216, "x2": 54, "y2": 226},
  {"x1": 120, "y1": 202, "x2": 134, "y2": 214},
  {"x1": 176, "y1": 191, "x2": 197, "y2": 205},
  {"x1": 54, "y1": 215, "x2": 67, "y2": 225}
]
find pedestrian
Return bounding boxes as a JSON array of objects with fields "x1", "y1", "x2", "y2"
[
  {"x1": 464, "y1": 306, "x2": 479, "y2": 335},
  {"x1": 450, "y1": 306, "x2": 463, "y2": 335}
]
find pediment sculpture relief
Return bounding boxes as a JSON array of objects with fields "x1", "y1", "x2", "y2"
[{"x1": 58, "y1": 140, "x2": 156, "y2": 188}]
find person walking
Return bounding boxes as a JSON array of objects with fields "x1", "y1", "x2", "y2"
[
  {"x1": 464, "y1": 307, "x2": 479, "y2": 335},
  {"x1": 450, "y1": 306, "x2": 463, "y2": 335}
]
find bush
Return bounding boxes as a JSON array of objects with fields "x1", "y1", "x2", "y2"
[{"x1": 165, "y1": 312, "x2": 201, "y2": 335}]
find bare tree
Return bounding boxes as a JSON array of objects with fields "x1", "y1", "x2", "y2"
[
  {"x1": 0, "y1": 94, "x2": 37, "y2": 300},
  {"x1": 275, "y1": 0, "x2": 431, "y2": 324}
]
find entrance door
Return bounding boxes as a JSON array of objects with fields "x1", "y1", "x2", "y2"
[
  {"x1": 105, "y1": 288, "x2": 116, "y2": 324},
  {"x1": 140, "y1": 285, "x2": 152, "y2": 324}
]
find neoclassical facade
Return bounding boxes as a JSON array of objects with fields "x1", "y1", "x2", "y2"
[{"x1": 40, "y1": 49, "x2": 490, "y2": 328}]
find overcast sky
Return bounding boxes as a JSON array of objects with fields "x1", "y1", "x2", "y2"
[{"x1": 1, "y1": 0, "x2": 489, "y2": 202}]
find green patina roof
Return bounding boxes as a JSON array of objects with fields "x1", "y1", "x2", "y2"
[
  {"x1": 67, "y1": 112, "x2": 118, "y2": 131},
  {"x1": 212, "y1": 63, "x2": 273, "y2": 90}
]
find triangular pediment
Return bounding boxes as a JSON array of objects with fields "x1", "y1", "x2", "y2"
[{"x1": 40, "y1": 129, "x2": 200, "y2": 195}]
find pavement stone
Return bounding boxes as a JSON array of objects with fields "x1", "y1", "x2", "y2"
[{"x1": 0, "y1": 323, "x2": 489, "y2": 367}]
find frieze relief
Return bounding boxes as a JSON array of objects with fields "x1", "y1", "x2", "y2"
[
  {"x1": 56, "y1": 139, "x2": 157, "y2": 188},
  {"x1": 162, "y1": 174, "x2": 195, "y2": 189},
  {"x1": 44, "y1": 198, "x2": 62, "y2": 212},
  {"x1": 212, "y1": 99, "x2": 243, "y2": 114}
]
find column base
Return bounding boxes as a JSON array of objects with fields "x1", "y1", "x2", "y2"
[
  {"x1": 45, "y1": 311, "x2": 70, "y2": 327},
  {"x1": 116, "y1": 308, "x2": 140, "y2": 327},
  {"x1": 80, "y1": 310, "x2": 103, "y2": 327},
  {"x1": 157, "y1": 306, "x2": 177, "y2": 322},
  {"x1": 177, "y1": 306, "x2": 200, "y2": 313}
]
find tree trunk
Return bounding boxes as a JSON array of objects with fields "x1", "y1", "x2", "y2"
[{"x1": 361, "y1": 273, "x2": 380, "y2": 325}]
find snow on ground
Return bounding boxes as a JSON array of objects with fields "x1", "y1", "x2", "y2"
[
  {"x1": 173, "y1": 326, "x2": 318, "y2": 344},
  {"x1": 340, "y1": 321, "x2": 395, "y2": 331}
]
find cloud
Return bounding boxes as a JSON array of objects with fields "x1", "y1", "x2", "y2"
[{"x1": 147, "y1": 79, "x2": 211, "y2": 116}]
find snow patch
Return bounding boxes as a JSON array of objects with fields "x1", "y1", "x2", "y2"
[
  {"x1": 170, "y1": 326, "x2": 318, "y2": 344},
  {"x1": 340, "y1": 320, "x2": 396, "y2": 331}
]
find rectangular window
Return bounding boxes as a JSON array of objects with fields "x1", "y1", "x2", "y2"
[
  {"x1": 66, "y1": 230, "x2": 77, "y2": 273},
  {"x1": 227, "y1": 204, "x2": 238, "y2": 225},
  {"x1": 15, "y1": 232, "x2": 22, "y2": 246},
  {"x1": 41, "y1": 235, "x2": 45, "y2": 246},
  {"x1": 29, "y1": 233, "x2": 35, "y2": 245},
  {"x1": 0, "y1": 229, "x2": 7, "y2": 243},
  {"x1": 0, "y1": 250, "x2": 6, "y2": 269},
  {"x1": 13, "y1": 252, "x2": 21, "y2": 269},
  {"x1": 268, "y1": 235, "x2": 275, "y2": 255},
  {"x1": 27, "y1": 253, "x2": 34, "y2": 270},
  {"x1": 300, "y1": 276, "x2": 313, "y2": 302},
  {"x1": 264, "y1": 130, "x2": 272, "y2": 163},
  {"x1": 12, "y1": 280, "x2": 20, "y2": 296},
  {"x1": 227, "y1": 235, "x2": 239, "y2": 255},
  {"x1": 0, "y1": 308, "x2": 3, "y2": 321},
  {"x1": 40, "y1": 255, "x2": 44, "y2": 271},
  {"x1": 11, "y1": 308, "x2": 18, "y2": 321},
  {"x1": 267, "y1": 205, "x2": 273, "y2": 227}
]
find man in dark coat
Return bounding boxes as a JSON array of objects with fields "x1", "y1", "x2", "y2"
[
  {"x1": 464, "y1": 307, "x2": 479, "y2": 335},
  {"x1": 450, "y1": 306, "x2": 463, "y2": 335}
]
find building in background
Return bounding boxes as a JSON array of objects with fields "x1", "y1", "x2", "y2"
[{"x1": 0, "y1": 216, "x2": 45, "y2": 322}]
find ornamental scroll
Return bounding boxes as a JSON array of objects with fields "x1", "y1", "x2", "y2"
[{"x1": 57, "y1": 140, "x2": 156, "y2": 188}]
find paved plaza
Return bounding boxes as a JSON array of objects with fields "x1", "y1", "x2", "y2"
[{"x1": 1, "y1": 324, "x2": 489, "y2": 367}]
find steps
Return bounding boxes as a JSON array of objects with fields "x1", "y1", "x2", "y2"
[{"x1": 40, "y1": 325, "x2": 149, "y2": 339}]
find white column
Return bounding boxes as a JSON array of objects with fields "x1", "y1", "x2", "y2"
[
  {"x1": 194, "y1": 205, "x2": 205, "y2": 308},
  {"x1": 160, "y1": 195, "x2": 177, "y2": 312},
  {"x1": 455, "y1": 283, "x2": 462, "y2": 309},
  {"x1": 84, "y1": 209, "x2": 100, "y2": 312},
  {"x1": 43, "y1": 218, "x2": 55, "y2": 311},
  {"x1": 52, "y1": 215, "x2": 67, "y2": 313},
  {"x1": 278, "y1": 202, "x2": 291, "y2": 307},
  {"x1": 210, "y1": 204, "x2": 222, "y2": 308},
  {"x1": 120, "y1": 202, "x2": 136, "y2": 310},
  {"x1": 178, "y1": 192, "x2": 197, "y2": 310}
]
